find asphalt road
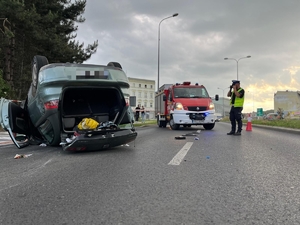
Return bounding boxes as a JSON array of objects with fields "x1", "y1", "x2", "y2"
[{"x1": 0, "y1": 123, "x2": 300, "y2": 225}]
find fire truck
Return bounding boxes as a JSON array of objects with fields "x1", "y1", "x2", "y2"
[{"x1": 155, "y1": 82, "x2": 219, "y2": 130}]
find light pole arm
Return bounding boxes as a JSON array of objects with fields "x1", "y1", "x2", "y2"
[
  {"x1": 157, "y1": 13, "x2": 178, "y2": 92},
  {"x1": 224, "y1": 56, "x2": 251, "y2": 80}
]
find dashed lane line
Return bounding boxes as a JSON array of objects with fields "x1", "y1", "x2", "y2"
[{"x1": 168, "y1": 142, "x2": 194, "y2": 166}]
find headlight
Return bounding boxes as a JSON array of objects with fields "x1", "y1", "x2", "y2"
[
  {"x1": 209, "y1": 102, "x2": 215, "y2": 110},
  {"x1": 175, "y1": 102, "x2": 184, "y2": 110}
]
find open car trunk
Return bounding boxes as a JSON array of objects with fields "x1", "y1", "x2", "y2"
[{"x1": 60, "y1": 86, "x2": 137, "y2": 151}]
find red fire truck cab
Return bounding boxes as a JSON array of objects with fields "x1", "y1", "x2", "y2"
[{"x1": 155, "y1": 82, "x2": 219, "y2": 130}]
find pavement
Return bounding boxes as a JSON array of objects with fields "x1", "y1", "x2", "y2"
[
  {"x1": 0, "y1": 123, "x2": 299, "y2": 147},
  {"x1": 0, "y1": 131, "x2": 13, "y2": 146}
]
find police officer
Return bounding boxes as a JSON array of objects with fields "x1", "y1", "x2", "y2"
[{"x1": 227, "y1": 80, "x2": 245, "y2": 135}]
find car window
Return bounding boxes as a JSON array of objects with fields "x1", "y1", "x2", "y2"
[
  {"x1": 38, "y1": 64, "x2": 129, "y2": 87},
  {"x1": 174, "y1": 87, "x2": 208, "y2": 98}
]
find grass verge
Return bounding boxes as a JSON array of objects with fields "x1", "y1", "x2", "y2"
[{"x1": 222, "y1": 118, "x2": 300, "y2": 129}]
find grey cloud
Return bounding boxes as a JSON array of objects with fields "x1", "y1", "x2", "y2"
[{"x1": 76, "y1": 0, "x2": 300, "y2": 111}]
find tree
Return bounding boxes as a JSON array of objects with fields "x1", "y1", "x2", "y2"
[
  {"x1": 0, "y1": 0, "x2": 98, "y2": 99},
  {"x1": 0, "y1": 69, "x2": 10, "y2": 98}
]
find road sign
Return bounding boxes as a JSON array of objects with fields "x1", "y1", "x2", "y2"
[{"x1": 257, "y1": 108, "x2": 263, "y2": 116}]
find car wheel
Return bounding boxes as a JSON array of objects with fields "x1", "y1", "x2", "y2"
[
  {"x1": 41, "y1": 114, "x2": 61, "y2": 146},
  {"x1": 107, "y1": 62, "x2": 122, "y2": 69},
  {"x1": 32, "y1": 55, "x2": 49, "y2": 87},
  {"x1": 203, "y1": 123, "x2": 215, "y2": 130},
  {"x1": 169, "y1": 117, "x2": 179, "y2": 130}
]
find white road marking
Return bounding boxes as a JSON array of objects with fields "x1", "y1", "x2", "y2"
[{"x1": 168, "y1": 142, "x2": 193, "y2": 165}]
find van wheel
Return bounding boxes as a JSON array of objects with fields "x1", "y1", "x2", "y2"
[
  {"x1": 203, "y1": 123, "x2": 215, "y2": 130},
  {"x1": 170, "y1": 118, "x2": 179, "y2": 130},
  {"x1": 32, "y1": 55, "x2": 49, "y2": 87}
]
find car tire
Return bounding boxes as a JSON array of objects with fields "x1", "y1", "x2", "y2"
[
  {"x1": 32, "y1": 55, "x2": 49, "y2": 87},
  {"x1": 169, "y1": 117, "x2": 179, "y2": 130},
  {"x1": 107, "y1": 62, "x2": 122, "y2": 69},
  {"x1": 46, "y1": 114, "x2": 61, "y2": 146},
  {"x1": 203, "y1": 123, "x2": 215, "y2": 130}
]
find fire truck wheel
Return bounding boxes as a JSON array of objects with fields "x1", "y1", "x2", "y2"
[
  {"x1": 170, "y1": 118, "x2": 179, "y2": 130},
  {"x1": 203, "y1": 123, "x2": 215, "y2": 130}
]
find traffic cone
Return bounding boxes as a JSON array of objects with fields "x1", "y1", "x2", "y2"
[
  {"x1": 246, "y1": 114, "x2": 252, "y2": 131},
  {"x1": 246, "y1": 121, "x2": 252, "y2": 131}
]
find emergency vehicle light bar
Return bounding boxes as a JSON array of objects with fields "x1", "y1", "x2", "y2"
[{"x1": 183, "y1": 82, "x2": 191, "y2": 85}]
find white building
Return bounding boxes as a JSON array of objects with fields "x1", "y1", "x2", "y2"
[
  {"x1": 274, "y1": 90, "x2": 300, "y2": 118},
  {"x1": 128, "y1": 77, "x2": 156, "y2": 119}
]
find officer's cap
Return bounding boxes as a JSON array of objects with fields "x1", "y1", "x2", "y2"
[{"x1": 232, "y1": 80, "x2": 240, "y2": 85}]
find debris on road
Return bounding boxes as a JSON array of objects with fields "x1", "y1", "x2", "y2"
[
  {"x1": 39, "y1": 143, "x2": 47, "y2": 147},
  {"x1": 175, "y1": 136, "x2": 186, "y2": 140},
  {"x1": 14, "y1": 154, "x2": 32, "y2": 159},
  {"x1": 182, "y1": 133, "x2": 198, "y2": 136}
]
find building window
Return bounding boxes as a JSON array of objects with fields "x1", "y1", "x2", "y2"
[
  {"x1": 133, "y1": 83, "x2": 135, "y2": 87},
  {"x1": 150, "y1": 93, "x2": 153, "y2": 98},
  {"x1": 150, "y1": 102, "x2": 153, "y2": 107},
  {"x1": 144, "y1": 102, "x2": 147, "y2": 107},
  {"x1": 150, "y1": 85, "x2": 153, "y2": 89},
  {"x1": 145, "y1": 84, "x2": 147, "y2": 88},
  {"x1": 138, "y1": 92, "x2": 141, "y2": 98},
  {"x1": 139, "y1": 84, "x2": 141, "y2": 88},
  {"x1": 144, "y1": 92, "x2": 147, "y2": 98}
]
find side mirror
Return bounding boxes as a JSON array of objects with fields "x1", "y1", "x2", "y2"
[{"x1": 215, "y1": 94, "x2": 219, "y2": 101}]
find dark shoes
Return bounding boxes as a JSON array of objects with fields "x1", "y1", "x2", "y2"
[{"x1": 227, "y1": 131, "x2": 241, "y2": 135}]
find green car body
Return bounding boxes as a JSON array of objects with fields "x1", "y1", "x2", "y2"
[{"x1": 0, "y1": 56, "x2": 137, "y2": 151}]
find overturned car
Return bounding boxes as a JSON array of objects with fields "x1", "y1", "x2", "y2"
[{"x1": 0, "y1": 55, "x2": 137, "y2": 151}]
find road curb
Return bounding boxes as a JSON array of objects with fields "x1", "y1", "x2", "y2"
[
  {"x1": 249, "y1": 124, "x2": 300, "y2": 134},
  {"x1": 220, "y1": 121, "x2": 300, "y2": 135}
]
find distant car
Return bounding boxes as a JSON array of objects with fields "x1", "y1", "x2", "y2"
[
  {"x1": 265, "y1": 113, "x2": 278, "y2": 120},
  {"x1": 215, "y1": 118, "x2": 223, "y2": 122},
  {"x1": 0, "y1": 55, "x2": 137, "y2": 151}
]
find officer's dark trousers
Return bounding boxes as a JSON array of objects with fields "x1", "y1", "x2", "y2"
[{"x1": 229, "y1": 106, "x2": 243, "y2": 132}]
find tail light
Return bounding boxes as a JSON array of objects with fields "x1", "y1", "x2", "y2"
[{"x1": 44, "y1": 99, "x2": 59, "y2": 110}]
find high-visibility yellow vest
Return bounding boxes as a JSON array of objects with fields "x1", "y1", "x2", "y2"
[{"x1": 231, "y1": 88, "x2": 244, "y2": 107}]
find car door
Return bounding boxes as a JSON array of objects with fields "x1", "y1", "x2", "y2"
[{"x1": 0, "y1": 98, "x2": 30, "y2": 148}]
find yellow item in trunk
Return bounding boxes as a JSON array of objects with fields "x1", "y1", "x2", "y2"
[{"x1": 78, "y1": 118, "x2": 99, "y2": 130}]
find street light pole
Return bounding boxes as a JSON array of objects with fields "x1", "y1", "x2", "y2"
[
  {"x1": 224, "y1": 55, "x2": 251, "y2": 80},
  {"x1": 157, "y1": 13, "x2": 179, "y2": 92},
  {"x1": 218, "y1": 87, "x2": 226, "y2": 117}
]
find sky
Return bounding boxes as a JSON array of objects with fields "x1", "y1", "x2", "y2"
[{"x1": 75, "y1": 0, "x2": 300, "y2": 113}]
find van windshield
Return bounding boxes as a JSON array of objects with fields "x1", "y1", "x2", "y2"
[{"x1": 173, "y1": 87, "x2": 209, "y2": 98}]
